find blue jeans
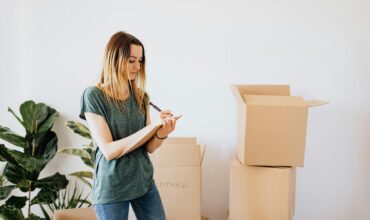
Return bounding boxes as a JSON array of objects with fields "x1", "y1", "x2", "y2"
[{"x1": 93, "y1": 185, "x2": 166, "y2": 220}]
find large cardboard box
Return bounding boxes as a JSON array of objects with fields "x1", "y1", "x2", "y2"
[
  {"x1": 230, "y1": 84, "x2": 327, "y2": 166},
  {"x1": 54, "y1": 207, "x2": 207, "y2": 220},
  {"x1": 229, "y1": 159, "x2": 296, "y2": 220},
  {"x1": 150, "y1": 137, "x2": 205, "y2": 220},
  {"x1": 54, "y1": 208, "x2": 97, "y2": 220}
]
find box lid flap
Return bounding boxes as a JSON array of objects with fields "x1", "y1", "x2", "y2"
[
  {"x1": 230, "y1": 84, "x2": 291, "y2": 104},
  {"x1": 162, "y1": 137, "x2": 197, "y2": 145},
  {"x1": 200, "y1": 144, "x2": 206, "y2": 164},
  {"x1": 150, "y1": 143, "x2": 204, "y2": 167},
  {"x1": 243, "y1": 95, "x2": 306, "y2": 106},
  {"x1": 305, "y1": 99, "x2": 330, "y2": 107}
]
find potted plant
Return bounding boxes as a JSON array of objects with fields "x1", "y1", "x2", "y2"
[{"x1": 0, "y1": 101, "x2": 68, "y2": 220}]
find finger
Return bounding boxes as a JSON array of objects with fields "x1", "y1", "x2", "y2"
[
  {"x1": 173, "y1": 115, "x2": 183, "y2": 120},
  {"x1": 171, "y1": 117, "x2": 176, "y2": 132},
  {"x1": 165, "y1": 118, "x2": 172, "y2": 133},
  {"x1": 160, "y1": 113, "x2": 173, "y2": 119},
  {"x1": 160, "y1": 110, "x2": 172, "y2": 115},
  {"x1": 161, "y1": 109, "x2": 172, "y2": 114},
  {"x1": 166, "y1": 119, "x2": 172, "y2": 132},
  {"x1": 167, "y1": 118, "x2": 174, "y2": 131},
  {"x1": 162, "y1": 119, "x2": 167, "y2": 129}
]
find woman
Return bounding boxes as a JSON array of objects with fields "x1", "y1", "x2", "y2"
[{"x1": 79, "y1": 31, "x2": 178, "y2": 220}]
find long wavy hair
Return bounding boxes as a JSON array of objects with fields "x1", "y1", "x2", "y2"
[{"x1": 97, "y1": 31, "x2": 149, "y2": 113}]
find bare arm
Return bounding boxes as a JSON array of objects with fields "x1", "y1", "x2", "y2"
[
  {"x1": 145, "y1": 111, "x2": 164, "y2": 153},
  {"x1": 85, "y1": 112, "x2": 161, "y2": 161}
]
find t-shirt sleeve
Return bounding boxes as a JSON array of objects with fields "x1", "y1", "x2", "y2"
[{"x1": 79, "y1": 87, "x2": 106, "y2": 120}]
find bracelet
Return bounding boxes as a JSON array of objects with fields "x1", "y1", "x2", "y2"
[{"x1": 155, "y1": 133, "x2": 168, "y2": 140}]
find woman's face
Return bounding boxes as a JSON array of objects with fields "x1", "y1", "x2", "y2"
[{"x1": 127, "y1": 44, "x2": 143, "y2": 80}]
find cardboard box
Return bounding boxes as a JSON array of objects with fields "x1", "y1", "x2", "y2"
[
  {"x1": 150, "y1": 138, "x2": 205, "y2": 220},
  {"x1": 53, "y1": 208, "x2": 97, "y2": 220},
  {"x1": 229, "y1": 159, "x2": 296, "y2": 220},
  {"x1": 54, "y1": 207, "x2": 208, "y2": 220},
  {"x1": 230, "y1": 84, "x2": 328, "y2": 166},
  {"x1": 162, "y1": 137, "x2": 197, "y2": 145}
]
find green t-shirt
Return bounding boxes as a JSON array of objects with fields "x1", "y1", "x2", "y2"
[{"x1": 79, "y1": 86, "x2": 154, "y2": 204}]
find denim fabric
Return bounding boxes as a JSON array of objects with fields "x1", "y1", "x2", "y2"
[{"x1": 94, "y1": 185, "x2": 166, "y2": 220}]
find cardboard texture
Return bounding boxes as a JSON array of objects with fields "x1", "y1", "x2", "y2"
[
  {"x1": 54, "y1": 207, "x2": 208, "y2": 220},
  {"x1": 163, "y1": 137, "x2": 197, "y2": 145},
  {"x1": 229, "y1": 159, "x2": 296, "y2": 220},
  {"x1": 150, "y1": 139, "x2": 205, "y2": 220},
  {"x1": 230, "y1": 84, "x2": 328, "y2": 166},
  {"x1": 53, "y1": 208, "x2": 97, "y2": 220}
]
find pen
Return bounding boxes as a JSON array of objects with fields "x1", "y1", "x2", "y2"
[
  {"x1": 149, "y1": 102, "x2": 174, "y2": 116},
  {"x1": 149, "y1": 102, "x2": 162, "y2": 112}
]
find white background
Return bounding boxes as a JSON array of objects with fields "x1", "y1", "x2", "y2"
[{"x1": 1, "y1": 0, "x2": 369, "y2": 219}]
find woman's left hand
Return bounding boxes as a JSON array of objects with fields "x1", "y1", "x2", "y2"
[
  {"x1": 159, "y1": 109, "x2": 172, "y2": 119},
  {"x1": 156, "y1": 109, "x2": 182, "y2": 139},
  {"x1": 156, "y1": 116, "x2": 176, "y2": 139}
]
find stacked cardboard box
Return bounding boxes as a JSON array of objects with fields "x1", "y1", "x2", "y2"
[
  {"x1": 229, "y1": 85, "x2": 327, "y2": 220},
  {"x1": 150, "y1": 137, "x2": 206, "y2": 220},
  {"x1": 54, "y1": 137, "x2": 206, "y2": 220},
  {"x1": 54, "y1": 207, "x2": 208, "y2": 220}
]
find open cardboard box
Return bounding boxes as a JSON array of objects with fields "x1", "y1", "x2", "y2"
[
  {"x1": 53, "y1": 207, "x2": 97, "y2": 220},
  {"x1": 229, "y1": 159, "x2": 296, "y2": 220},
  {"x1": 54, "y1": 207, "x2": 208, "y2": 220},
  {"x1": 150, "y1": 137, "x2": 205, "y2": 220},
  {"x1": 230, "y1": 84, "x2": 328, "y2": 166}
]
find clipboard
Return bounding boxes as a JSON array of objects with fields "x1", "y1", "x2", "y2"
[{"x1": 118, "y1": 120, "x2": 162, "y2": 157}]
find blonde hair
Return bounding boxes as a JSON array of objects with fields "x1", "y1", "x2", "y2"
[{"x1": 97, "y1": 31, "x2": 149, "y2": 113}]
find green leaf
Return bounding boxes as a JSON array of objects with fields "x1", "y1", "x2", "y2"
[
  {"x1": 0, "y1": 126, "x2": 27, "y2": 148},
  {"x1": 71, "y1": 176, "x2": 92, "y2": 188},
  {"x1": 58, "y1": 148, "x2": 92, "y2": 161},
  {"x1": 7, "y1": 107, "x2": 24, "y2": 127},
  {"x1": 8, "y1": 150, "x2": 44, "y2": 180},
  {"x1": 69, "y1": 171, "x2": 93, "y2": 188},
  {"x1": 65, "y1": 121, "x2": 91, "y2": 139},
  {"x1": 38, "y1": 204, "x2": 51, "y2": 220},
  {"x1": 0, "y1": 144, "x2": 20, "y2": 165},
  {"x1": 16, "y1": 179, "x2": 34, "y2": 192},
  {"x1": 87, "y1": 142, "x2": 94, "y2": 148},
  {"x1": 31, "y1": 189, "x2": 57, "y2": 205},
  {"x1": 4, "y1": 163, "x2": 25, "y2": 185},
  {"x1": 5, "y1": 196, "x2": 27, "y2": 209},
  {"x1": 81, "y1": 147, "x2": 94, "y2": 167},
  {"x1": 20, "y1": 101, "x2": 48, "y2": 135},
  {"x1": 33, "y1": 172, "x2": 68, "y2": 191},
  {"x1": 69, "y1": 171, "x2": 93, "y2": 179},
  {"x1": 32, "y1": 131, "x2": 58, "y2": 163},
  {"x1": 0, "y1": 145, "x2": 25, "y2": 184},
  {"x1": 38, "y1": 107, "x2": 58, "y2": 134},
  {"x1": 0, "y1": 205, "x2": 24, "y2": 220},
  {"x1": 26, "y1": 213, "x2": 46, "y2": 220},
  {"x1": 0, "y1": 185, "x2": 16, "y2": 200}
]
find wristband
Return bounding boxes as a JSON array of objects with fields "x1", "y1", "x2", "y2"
[{"x1": 155, "y1": 133, "x2": 168, "y2": 140}]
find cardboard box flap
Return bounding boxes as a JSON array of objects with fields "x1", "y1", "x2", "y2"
[
  {"x1": 243, "y1": 95, "x2": 306, "y2": 106},
  {"x1": 150, "y1": 144, "x2": 204, "y2": 167},
  {"x1": 230, "y1": 84, "x2": 291, "y2": 102},
  {"x1": 200, "y1": 144, "x2": 206, "y2": 164},
  {"x1": 162, "y1": 137, "x2": 197, "y2": 145},
  {"x1": 305, "y1": 99, "x2": 330, "y2": 107}
]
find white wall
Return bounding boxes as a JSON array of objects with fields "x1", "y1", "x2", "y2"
[{"x1": 1, "y1": 0, "x2": 369, "y2": 219}]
